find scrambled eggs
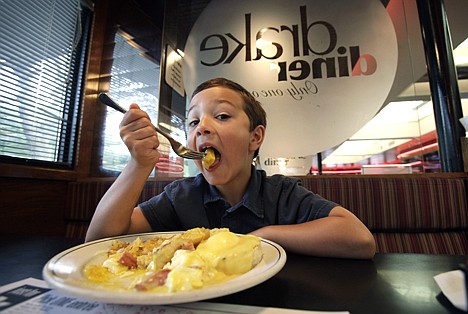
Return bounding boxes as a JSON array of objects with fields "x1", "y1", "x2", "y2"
[
  {"x1": 202, "y1": 148, "x2": 216, "y2": 169},
  {"x1": 84, "y1": 228, "x2": 263, "y2": 292}
]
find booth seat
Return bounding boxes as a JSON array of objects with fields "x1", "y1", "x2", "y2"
[
  {"x1": 64, "y1": 179, "x2": 173, "y2": 240},
  {"x1": 300, "y1": 174, "x2": 468, "y2": 254},
  {"x1": 65, "y1": 174, "x2": 468, "y2": 254}
]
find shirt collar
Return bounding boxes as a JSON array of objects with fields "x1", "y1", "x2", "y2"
[{"x1": 202, "y1": 166, "x2": 265, "y2": 218}]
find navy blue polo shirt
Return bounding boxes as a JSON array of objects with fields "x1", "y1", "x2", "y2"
[{"x1": 139, "y1": 167, "x2": 338, "y2": 234}]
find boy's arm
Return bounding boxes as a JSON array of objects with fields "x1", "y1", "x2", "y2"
[
  {"x1": 85, "y1": 160, "x2": 153, "y2": 242},
  {"x1": 250, "y1": 206, "x2": 376, "y2": 259},
  {"x1": 85, "y1": 104, "x2": 159, "y2": 242}
]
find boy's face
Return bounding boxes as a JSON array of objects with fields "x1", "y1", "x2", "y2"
[{"x1": 187, "y1": 87, "x2": 264, "y2": 187}]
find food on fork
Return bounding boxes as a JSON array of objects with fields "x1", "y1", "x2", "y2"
[
  {"x1": 83, "y1": 228, "x2": 263, "y2": 292},
  {"x1": 202, "y1": 148, "x2": 216, "y2": 169}
]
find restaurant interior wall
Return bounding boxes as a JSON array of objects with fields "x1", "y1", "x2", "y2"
[
  {"x1": 95, "y1": 0, "x2": 468, "y2": 176},
  {"x1": 1, "y1": 0, "x2": 468, "y2": 237},
  {"x1": 43, "y1": 0, "x2": 465, "y2": 178},
  {"x1": 1, "y1": 0, "x2": 467, "y2": 181}
]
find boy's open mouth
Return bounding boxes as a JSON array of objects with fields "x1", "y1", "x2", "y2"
[{"x1": 201, "y1": 146, "x2": 221, "y2": 169}]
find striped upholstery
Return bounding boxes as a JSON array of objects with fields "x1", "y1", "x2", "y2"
[
  {"x1": 65, "y1": 181, "x2": 114, "y2": 221},
  {"x1": 65, "y1": 174, "x2": 468, "y2": 254},
  {"x1": 65, "y1": 221, "x2": 91, "y2": 239},
  {"x1": 373, "y1": 232, "x2": 468, "y2": 254},
  {"x1": 65, "y1": 180, "x2": 173, "y2": 239},
  {"x1": 300, "y1": 174, "x2": 468, "y2": 254},
  {"x1": 300, "y1": 175, "x2": 468, "y2": 230}
]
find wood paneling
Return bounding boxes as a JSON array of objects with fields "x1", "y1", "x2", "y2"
[
  {"x1": 75, "y1": 0, "x2": 111, "y2": 179},
  {"x1": 0, "y1": 178, "x2": 68, "y2": 236},
  {"x1": 462, "y1": 137, "x2": 468, "y2": 172}
]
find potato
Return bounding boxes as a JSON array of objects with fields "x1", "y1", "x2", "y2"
[{"x1": 202, "y1": 148, "x2": 215, "y2": 169}]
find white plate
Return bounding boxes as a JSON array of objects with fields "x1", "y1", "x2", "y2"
[{"x1": 43, "y1": 232, "x2": 287, "y2": 304}]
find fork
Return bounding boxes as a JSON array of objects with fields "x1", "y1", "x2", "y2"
[{"x1": 98, "y1": 93, "x2": 204, "y2": 160}]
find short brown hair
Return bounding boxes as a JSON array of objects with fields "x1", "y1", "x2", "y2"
[{"x1": 191, "y1": 78, "x2": 267, "y2": 158}]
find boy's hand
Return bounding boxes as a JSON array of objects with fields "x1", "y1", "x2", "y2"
[{"x1": 119, "y1": 103, "x2": 160, "y2": 167}]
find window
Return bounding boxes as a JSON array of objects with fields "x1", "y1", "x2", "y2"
[
  {"x1": 102, "y1": 31, "x2": 161, "y2": 172},
  {"x1": 0, "y1": 0, "x2": 91, "y2": 168}
]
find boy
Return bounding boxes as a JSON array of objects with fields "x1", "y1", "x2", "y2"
[{"x1": 86, "y1": 78, "x2": 376, "y2": 259}]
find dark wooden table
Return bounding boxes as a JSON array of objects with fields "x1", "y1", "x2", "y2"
[{"x1": 0, "y1": 235, "x2": 466, "y2": 313}]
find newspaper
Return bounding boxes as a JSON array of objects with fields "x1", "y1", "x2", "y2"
[{"x1": 0, "y1": 278, "x2": 349, "y2": 314}]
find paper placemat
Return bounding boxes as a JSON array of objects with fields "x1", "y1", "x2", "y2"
[{"x1": 0, "y1": 278, "x2": 349, "y2": 314}]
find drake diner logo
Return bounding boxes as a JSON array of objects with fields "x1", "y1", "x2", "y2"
[{"x1": 183, "y1": 0, "x2": 398, "y2": 159}]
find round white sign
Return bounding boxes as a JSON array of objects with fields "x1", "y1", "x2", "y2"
[{"x1": 183, "y1": 0, "x2": 398, "y2": 158}]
